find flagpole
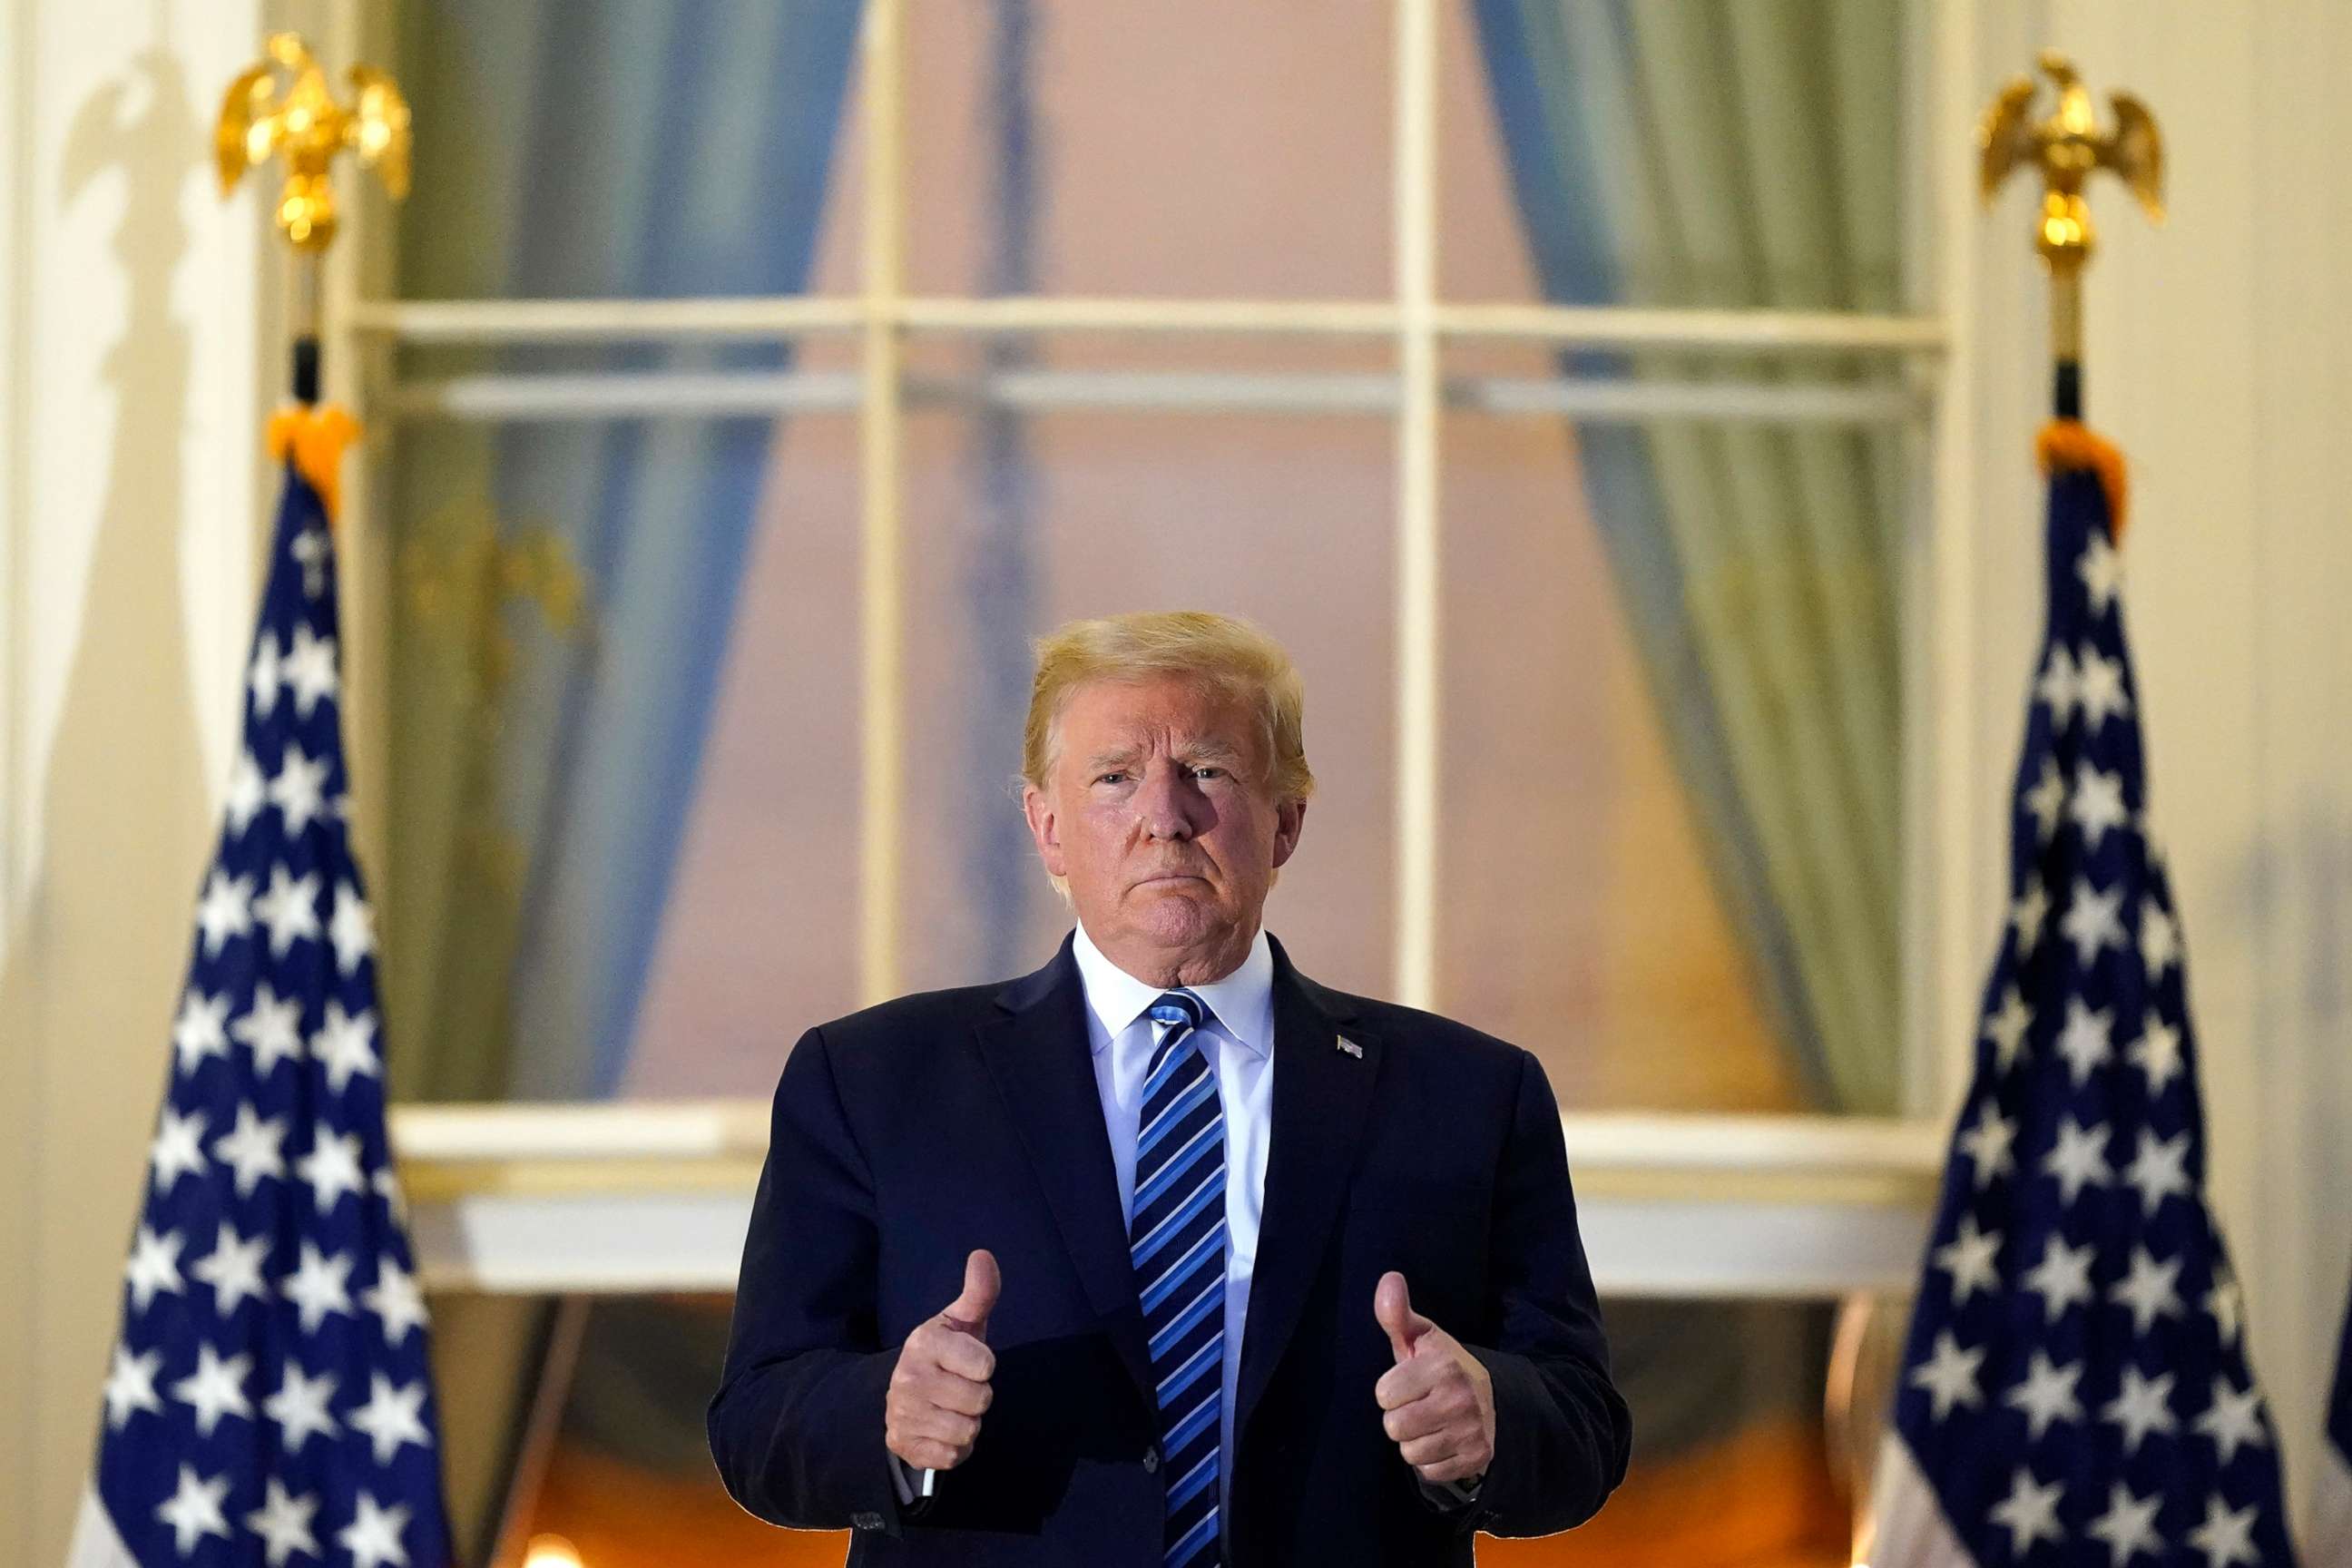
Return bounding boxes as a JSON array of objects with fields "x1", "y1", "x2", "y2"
[
  {"x1": 214, "y1": 31, "x2": 411, "y2": 410},
  {"x1": 1975, "y1": 50, "x2": 2163, "y2": 424},
  {"x1": 292, "y1": 252, "x2": 322, "y2": 407}
]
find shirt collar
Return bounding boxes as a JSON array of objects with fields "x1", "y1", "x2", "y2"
[{"x1": 1070, "y1": 918, "x2": 1275, "y2": 1060}]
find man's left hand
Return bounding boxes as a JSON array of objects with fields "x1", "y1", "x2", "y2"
[{"x1": 1372, "y1": 1269, "x2": 1494, "y2": 1486}]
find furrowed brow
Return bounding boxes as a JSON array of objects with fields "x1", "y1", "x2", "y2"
[{"x1": 1180, "y1": 739, "x2": 1250, "y2": 769}]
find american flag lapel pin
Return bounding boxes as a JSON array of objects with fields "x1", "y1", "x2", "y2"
[{"x1": 1336, "y1": 1035, "x2": 1364, "y2": 1059}]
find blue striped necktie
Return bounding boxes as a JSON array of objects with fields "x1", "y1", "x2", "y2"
[{"x1": 1130, "y1": 988, "x2": 1226, "y2": 1568}]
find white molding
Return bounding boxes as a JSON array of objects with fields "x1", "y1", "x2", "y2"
[
  {"x1": 348, "y1": 291, "x2": 1950, "y2": 354},
  {"x1": 403, "y1": 1184, "x2": 1936, "y2": 1302},
  {"x1": 372, "y1": 367, "x2": 1928, "y2": 426},
  {"x1": 389, "y1": 1099, "x2": 1941, "y2": 1171},
  {"x1": 1391, "y1": 0, "x2": 1440, "y2": 1010},
  {"x1": 389, "y1": 1102, "x2": 1943, "y2": 1299}
]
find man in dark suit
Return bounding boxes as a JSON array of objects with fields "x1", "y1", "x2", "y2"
[{"x1": 709, "y1": 611, "x2": 1630, "y2": 1565}]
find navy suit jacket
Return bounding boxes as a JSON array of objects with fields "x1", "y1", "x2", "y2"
[{"x1": 708, "y1": 932, "x2": 1631, "y2": 1565}]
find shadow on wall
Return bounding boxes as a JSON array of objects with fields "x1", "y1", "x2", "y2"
[{"x1": 0, "y1": 46, "x2": 217, "y2": 1563}]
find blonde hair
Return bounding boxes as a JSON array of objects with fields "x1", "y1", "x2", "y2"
[{"x1": 1023, "y1": 610, "x2": 1316, "y2": 803}]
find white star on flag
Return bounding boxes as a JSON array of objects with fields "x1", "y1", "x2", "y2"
[
  {"x1": 263, "y1": 1361, "x2": 342, "y2": 1453},
  {"x1": 1909, "y1": 1331, "x2": 1984, "y2": 1422},
  {"x1": 282, "y1": 623, "x2": 340, "y2": 716},
  {"x1": 2192, "y1": 1378, "x2": 2269, "y2": 1464},
  {"x1": 2053, "y1": 997, "x2": 2115, "y2": 1085},
  {"x1": 155, "y1": 1465, "x2": 232, "y2": 1555},
  {"x1": 312, "y1": 1001, "x2": 382, "y2": 1093},
  {"x1": 337, "y1": 1490, "x2": 414, "y2": 1568},
  {"x1": 267, "y1": 744, "x2": 331, "y2": 835},
  {"x1": 2009, "y1": 877, "x2": 2049, "y2": 951},
  {"x1": 295, "y1": 1127, "x2": 368, "y2": 1213},
  {"x1": 2099, "y1": 1364, "x2": 2180, "y2": 1454},
  {"x1": 2038, "y1": 644, "x2": 2079, "y2": 726},
  {"x1": 150, "y1": 1106, "x2": 209, "y2": 1191},
  {"x1": 2077, "y1": 529, "x2": 2122, "y2": 612},
  {"x1": 171, "y1": 1343, "x2": 254, "y2": 1438},
  {"x1": 348, "y1": 1373, "x2": 434, "y2": 1465},
  {"x1": 2021, "y1": 1232, "x2": 2097, "y2": 1323},
  {"x1": 2126, "y1": 1014, "x2": 2185, "y2": 1093},
  {"x1": 211, "y1": 1102, "x2": 289, "y2": 1195},
  {"x1": 2040, "y1": 1115, "x2": 2113, "y2": 1204},
  {"x1": 364, "y1": 1257, "x2": 431, "y2": 1347},
  {"x1": 2087, "y1": 1482, "x2": 2164, "y2": 1568},
  {"x1": 2123, "y1": 1128, "x2": 2193, "y2": 1217},
  {"x1": 279, "y1": 1240, "x2": 356, "y2": 1334},
  {"x1": 2110, "y1": 1246, "x2": 2186, "y2": 1336},
  {"x1": 194, "y1": 870, "x2": 253, "y2": 955},
  {"x1": 1956, "y1": 1103, "x2": 2017, "y2": 1187},
  {"x1": 245, "y1": 1477, "x2": 323, "y2": 1568},
  {"x1": 249, "y1": 631, "x2": 282, "y2": 717},
  {"x1": 170, "y1": 990, "x2": 231, "y2": 1076},
  {"x1": 190, "y1": 1222, "x2": 272, "y2": 1315},
  {"x1": 2060, "y1": 877, "x2": 2125, "y2": 966},
  {"x1": 2004, "y1": 1350, "x2": 2085, "y2": 1441},
  {"x1": 2187, "y1": 1494, "x2": 2259, "y2": 1568},
  {"x1": 122, "y1": 1224, "x2": 185, "y2": 1311},
  {"x1": 102, "y1": 1348, "x2": 164, "y2": 1431},
  {"x1": 2074, "y1": 646, "x2": 2131, "y2": 729},
  {"x1": 1983, "y1": 986, "x2": 2032, "y2": 1073},
  {"x1": 224, "y1": 749, "x2": 269, "y2": 836},
  {"x1": 1934, "y1": 1214, "x2": 2003, "y2": 1304},
  {"x1": 1988, "y1": 1467, "x2": 2066, "y2": 1555},
  {"x1": 252, "y1": 865, "x2": 322, "y2": 956},
  {"x1": 330, "y1": 880, "x2": 377, "y2": 974}
]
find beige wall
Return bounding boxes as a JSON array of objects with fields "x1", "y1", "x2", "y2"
[
  {"x1": 0, "y1": 1, "x2": 269, "y2": 1561},
  {"x1": 6, "y1": 0, "x2": 2352, "y2": 1560}
]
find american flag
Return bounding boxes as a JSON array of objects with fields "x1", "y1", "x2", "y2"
[
  {"x1": 70, "y1": 436, "x2": 452, "y2": 1568},
  {"x1": 2318, "y1": 1298, "x2": 2352, "y2": 1558},
  {"x1": 1873, "y1": 433, "x2": 2298, "y2": 1568}
]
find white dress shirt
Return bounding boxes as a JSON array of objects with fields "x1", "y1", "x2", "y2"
[{"x1": 1072, "y1": 918, "x2": 1276, "y2": 1524}]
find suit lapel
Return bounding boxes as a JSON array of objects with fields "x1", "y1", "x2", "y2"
[
  {"x1": 1233, "y1": 936, "x2": 1375, "y2": 1446},
  {"x1": 972, "y1": 935, "x2": 1158, "y2": 1414}
]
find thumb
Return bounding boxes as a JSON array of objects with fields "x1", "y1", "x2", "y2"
[
  {"x1": 941, "y1": 1249, "x2": 1000, "y2": 1339},
  {"x1": 1374, "y1": 1270, "x2": 1433, "y2": 1363}
]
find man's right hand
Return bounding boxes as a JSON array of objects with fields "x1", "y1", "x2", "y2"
[{"x1": 885, "y1": 1249, "x2": 1000, "y2": 1473}]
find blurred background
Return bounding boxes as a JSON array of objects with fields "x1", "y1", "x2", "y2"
[{"x1": 6, "y1": 3, "x2": 2352, "y2": 1566}]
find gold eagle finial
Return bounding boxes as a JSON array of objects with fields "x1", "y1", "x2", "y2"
[
  {"x1": 1978, "y1": 50, "x2": 2162, "y2": 277},
  {"x1": 215, "y1": 33, "x2": 410, "y2": 254}
]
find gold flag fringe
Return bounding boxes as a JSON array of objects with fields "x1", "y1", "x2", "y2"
[
  {"x1": 2036, "y1": 419, "x2": 2129, "y2": 544},
  {"x1": 266, "y1": 404, "x2": 361, "y2": 526}
]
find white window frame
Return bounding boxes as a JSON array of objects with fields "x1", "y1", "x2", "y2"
[{"x1": 325, "y1": 0, "x2": 1987, "y2": 1300}]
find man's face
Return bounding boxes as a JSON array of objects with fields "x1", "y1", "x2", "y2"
[{"x1": 1023, "y1": 673, "x2": 1306, "y2": 984}]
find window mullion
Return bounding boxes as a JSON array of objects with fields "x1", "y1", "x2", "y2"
[
  {"x1": 858, "y1": 0, "x2": 908, "y2": 1007},
  {"x1": 1392, "y1": 0, "x2": 1441, "y2": 1010}
]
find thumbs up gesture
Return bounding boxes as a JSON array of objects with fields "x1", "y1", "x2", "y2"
[
  {"x1": 886, "y1": 1250, "x2": 1000, "y2": 1472},
  {"x1": 1373, "y1": 1270, "x2": 1495, "y2": 1487}
]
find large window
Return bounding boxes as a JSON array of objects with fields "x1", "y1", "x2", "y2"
[{"x1": 330, "y1": 2, "x2": 1963, "y2": 1563}]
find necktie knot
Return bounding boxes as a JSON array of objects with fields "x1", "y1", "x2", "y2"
[{"x1": 1148, "y1": 988, "x2": 1207, "y2": 1034}]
